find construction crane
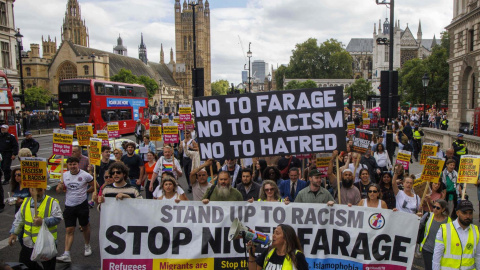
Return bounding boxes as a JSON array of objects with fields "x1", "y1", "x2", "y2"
[{"x1": 238, "y1": 35, "x2": 247, "y2": 63}]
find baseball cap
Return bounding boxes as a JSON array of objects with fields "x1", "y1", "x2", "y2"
[
  {"x1": 308, "y1": 169, "x2": 321, "y2": 177},
  {"x1": 1, "y1": 125, "x2": 8, "y2": 129},
  {"x1": 24, "y1": 131, "x2": 32, "y2": 135},
  {"x1": 457, "y1": 133, "x2": 464, "y2": 137},
  {"x1": 456, "y1": 200, "x2": 474, "y2": 212}
]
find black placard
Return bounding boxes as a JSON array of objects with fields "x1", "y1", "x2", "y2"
[{"x1": 193, "y1": 87, "x2": 346, "y2": 160}]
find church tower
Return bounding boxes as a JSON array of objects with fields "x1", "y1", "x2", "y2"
[
  {"x1": 174, "y1": 0, "x2": 212, "y2": 96},
  {"x1": 113, "y1": 34, "x2": 127, "y2": 56},
  {"x1": 42, "y1": 35, "x2": 57, "y2": 60},
  {"x1": 61, "y1": 0, "x2": 89, "y2": 47},
  {"x1": 139, "y1": 33, "x2": 148, "y2": 64}
]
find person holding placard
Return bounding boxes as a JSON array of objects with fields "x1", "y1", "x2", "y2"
[
  {"x1": 343, "y1": 152, "x2": 369, "y2": 184},
  {"x1": 178, "y1": 129, "x2": 198, "y2": 192},
  {"x1": 357, "y1": 183, "x2": 388, "y2": 209},
  {"x1": 56, "y1": 157, "x2": 95, "y2": 262},
  {"x1": 327, "y1": 157, "x2": 361, "y2": 206},
  {"x1": 139, "y1": 135, "x2": 156, "y2": 162},
  {"x1": 189, "y1": 159, "x2": 213, "y2": 201},
  {"x1": 88, "y1": 145, "x2": 114, "y2": 188},
  {"x1": 295, "y1": 169, "x2": 335, "y2": 205},
  {"x1": 433, "y1": 200, "x2": 480, "y2": 270},
  {"x1": 8, "y1": 187, "x2": 62, "y2": 270},
  {"x1": 423, "y1": 182, "x2": 446, "y2": 213},
  {"x1": 221, "y1": 159, "x2": 243, "y2": 188},
  {"x1": 278, "y1": 167, "x2": 308, "y2": 202},
  {"x1": 392, "y1": 173, "x2": 422, "y2": 217},
  {"x1": 443, "y1": 148, "x2": 459, "y2": 171},
  {"x1": 250, "y1": 180, "x2": 284, "y2": 203},
  {"x1": 149, "y1": 145, "x2": 182, "y2": 192},
  {"x1": 440, "y1": 159, "x2": 459, "y2": 218},
  {"x1": 71, "y1": 145, "x2": 89, "y2": 171}
]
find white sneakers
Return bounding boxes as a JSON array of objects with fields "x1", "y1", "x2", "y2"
[
  {"x1": 84, "y1": 245, "x2": 92, "y2": 256},
  {"x1": 56, "y1": 253, "x2": 72, "y2": 262}
]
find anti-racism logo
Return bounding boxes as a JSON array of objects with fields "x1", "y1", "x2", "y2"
[{"x1": 368, "y1": 213, "x2": 385, "y2": 230}]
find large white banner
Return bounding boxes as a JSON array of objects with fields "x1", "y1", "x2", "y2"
[{"x1": 100, "y1": 199, "x2": 419, "y2": 270}]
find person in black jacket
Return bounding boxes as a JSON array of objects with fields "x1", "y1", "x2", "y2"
[
  {"x1": 0, "y1": 124, "x2": 19, "y2": 185},
  {"x1": 20, "y1": 131, "x2": 39, "y2": 157}
]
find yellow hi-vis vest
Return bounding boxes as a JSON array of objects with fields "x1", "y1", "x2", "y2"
[
  {"x1": 413, "y1": 130, "x2": 422, "y2": 140},
  {"x1": 21, "y1": 196, "x2": 58, "y2": 243},
  {"x1": 420, "y1": 213, "x2": 452, "y2": 252},
  {"x1": 263, "y1": 248, "x2": 301, "y2": 270},
  {"x1": 454, "y1": 141, "x2": 467, "y2": 155},
  {"x1": 437, "y1": 222, "x2": 479, "y2": 270}
]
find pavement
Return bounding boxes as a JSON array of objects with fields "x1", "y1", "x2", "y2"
[{"x1": 1, "y1": 134, "x2": 479, "y2": 270}]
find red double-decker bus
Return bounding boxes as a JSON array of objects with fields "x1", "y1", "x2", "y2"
[
  {"x1": 0, "y1": 71, "x2": 18, "y2": 137},
  {"x1": 58, "y1": 79, "x2": 150, "y2": 134}
]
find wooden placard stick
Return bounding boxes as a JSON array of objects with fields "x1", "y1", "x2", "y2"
[
  {"x1": 336, "y1": 157, "x2": 341, "y2": 205},
  {"x1": 419, "y1": 181, "x2": 430, "y2": 209},
  {"x1": 462, "y1": 184, "x2": 467, "y2": 200},
  {"x1": 93, "y1": 165, "x2": 97, "y2": 194}
]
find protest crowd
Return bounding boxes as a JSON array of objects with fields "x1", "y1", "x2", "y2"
[{"x1": 1, "y1": 94, "x2": 479, "y2": 270}]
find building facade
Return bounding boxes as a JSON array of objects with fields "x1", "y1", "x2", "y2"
[{"x1": 445, "y1": 0, "x2": 480, "y2": 132}]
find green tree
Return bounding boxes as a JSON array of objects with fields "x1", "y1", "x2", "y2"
[
  {"x1": 110, "y1": 68, "x2": 138, "y2": 84},
  {"x1": 275, "y1": 65, "x2": 288, "y2": 90},
  {"x1": 25, "y1": 86, "x2": 51, "y2": 109},
  {"x1": 137, "y1": 75, "x2": 159, "y2": 99},
  {"x1": 301, "y1": 80, "x2": 318, "y2": 89},
  {"x1": 399, "y1": 58, "x2": 427, "y2": 105},
  {"x1": 288, "y1": 38, "x2": 321, "y2": 78},
  {"x1": 284, "y1": 79, "x2": 318, "y2": 90},
  {"x1": 345, "y1": 78, "x2": 374, "y2": 102},
  {"x1": 211, "y1": 79, "x2": 230, "y2": 95}
]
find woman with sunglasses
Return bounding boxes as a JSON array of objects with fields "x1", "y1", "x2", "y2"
[
  {"x1": 9, "y1": 168, "x2": 31, "y2": 213},
  {"x1": 93, "y1": 171, "x2": 114, "y2": 204},
  {"x1": 419, "y1": 199, "x2": 451, "y2": 270},
  {"x1": 113, "y1": 149, "x2": 123, "y2": 162},
  {"x1": 249, "y1": 180, "x2": 286, "y2": 203},
  {"x1": 358, "y1": 184, "x2": 387, "y2": 209}
]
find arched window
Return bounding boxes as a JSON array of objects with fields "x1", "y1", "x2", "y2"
[
  {"x1": 184, "y1": 36, "x2": 187, "y2": 51},
  {"x1": 83, "y1": 65, "x2": 89, "y2": 75},
  {"x1": 26, "y1": 67, "x2": 31, "y2": 76},
  {"x1": 57, "y1": 61, "x2": 77, "y2": 80}
]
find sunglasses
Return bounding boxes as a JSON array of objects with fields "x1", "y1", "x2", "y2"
[
  {"x1": 111, "y1": 171, "x2": 123, "y2": 175},
  {"x1": 433, "y1": 206, "x2": 442, "y2": 210},
  {"x1": 15, "y1": 173, "x2": 21, "y2": 176},
  {"x1": 264, "y1": 188, "x2": 274, "y2": 192},
  {"x1": 104, "y1": 175, "x2": 111, "y2": 179},
  {"x1": 368, "y1": 190, "x2": 379, "y2": 193}
]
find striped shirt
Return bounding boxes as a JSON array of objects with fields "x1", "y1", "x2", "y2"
[{"x1": 102, "y1": 182, "x2": 142, "y2": 199}]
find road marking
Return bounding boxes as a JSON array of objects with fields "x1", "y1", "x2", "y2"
[{"x1": 0, "y1": 237, "x2": 10, "y2": 250}]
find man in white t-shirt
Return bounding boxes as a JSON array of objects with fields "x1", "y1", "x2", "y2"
[
  {"x1": 189, "y1": 159, "x2": 213, "y2": 201},
  {"x1": 56, "y1": 157, "x2": 95, "y2": 263}
]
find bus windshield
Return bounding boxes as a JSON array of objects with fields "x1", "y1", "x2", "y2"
[{"x1": 59, "y1": 82, "x2": 91, "y2": 124}]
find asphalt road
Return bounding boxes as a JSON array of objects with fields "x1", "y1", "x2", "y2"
[{"x1": 1, "y1": 134, "x2": 479, "y2": 270}]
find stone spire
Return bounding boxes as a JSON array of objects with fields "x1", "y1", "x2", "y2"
[
  {"x1": 160, "y1": 43, "x2": 164, "y2": 64},
  {"x1": 374, "y1": 23, "x2": 377, "y2": 35},
  {"x1": 138, "y1": 33, "x2": 148, "y2": 64},
  {"x1": 417, "y1": 20, "x2": 423, "y2": 43},
  {"x1": 170, "y1": 47, "x2": 175, "y2": 64}
]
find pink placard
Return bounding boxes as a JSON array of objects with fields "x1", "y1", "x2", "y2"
[
  {"x1": 179, "y1": 114, "x2": 192, "y2": 122},
  {"x1": 102, "y1": 140, "x2": 110, "y2": 146},
  {"x1": 53, "y1": 143, "x2": 72, "y2": 156},
  {"x1": 318, "y1": 166, "x2": 328, "y2": 177},
  {"x1": 348, "y1": 129, "x2": 356, "y2": 135},
  {"x1": 164, "y1": 134, "x2": 179, "y2": 144},
  {"x1": 395, "y1": 160, "x2": 410, "y2": 171},
  {"x1": 295, "y1": 154, "x2": 312, "y2": 159},
  {"x1": 362, "y1": 124, "x2": 370, "y2": 129},
  {"x1": 108, "y1": 130, "x2": 119, "y2": 138},
  {"x1": 178, "y1": 123, "x2": 185, "y2": 130},
  {"x1": 186, "y1": 123, "x2": 194, "y2": 130}
]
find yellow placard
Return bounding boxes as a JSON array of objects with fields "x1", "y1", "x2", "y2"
[
  {"x1": 89, "y1": 138, "x2": 102, "y2": 166},
  {"x1": 420, "y1": 143, "x2": 438, "y2": 165},
  {"x1": 420, "y1": 156, "x2": 445, "y2": 183},
  {"x1": 173, "y1": 116, "x2": 180, "y2": 124},
  {"x1": 20, "y1": 157, "x2": 48, "y2": 189},
  {"x1": 107, "y1": 122, "x2": 119, "y2": 131},
  {"x1": 96, "y1": 130, "x2": 109, "y2": 140},
  {"x1": 163, "y1": 124, "x2": 178, "y2": 135},
  {"x1": 363, "y1": 118, "x2": 370, "y2": 125},
  {"x1": 76, "y1": 123, "x2": 93, "y2": 146},
  {"x1": 457, "y1": 155, "x2": 480, "y2": 184},
  {"x1": 53, "y1": 129, "x2": 73, "y2": 145},
  {"x1": 150, "y1": 124, "x2": 162, "y2": 141},
  {"x1": 162, "y1": 117, "x2": 170, "y2": 124},
  {"x1": 179, "y1": 105, "x2": 192, "y2": 115},
  {"x1": 397, "y1": 150, "x2": 411, "y2": 163},
  {"x1": 362, "y1": 112, "x2": 368, "y2": 119},
  {"x1": 316, "y1": 157, "x2": 330, "y2": 168}
]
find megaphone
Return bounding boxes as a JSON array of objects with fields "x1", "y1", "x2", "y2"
[{"x1": 228, "y1": 218, "x2": 271, "y2": 246}]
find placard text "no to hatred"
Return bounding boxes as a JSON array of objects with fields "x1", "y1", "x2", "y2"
[{"x1": 194, "y1": 87, "x2": 346, "y2": 160}]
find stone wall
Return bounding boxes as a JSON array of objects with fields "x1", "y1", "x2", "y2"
[{"x1": 422, "y1": 127, "x2": 480, "y2": 155}]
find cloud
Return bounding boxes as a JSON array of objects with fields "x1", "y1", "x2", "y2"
[{"x1": 14, "y1": 0, "x2": 452, "y2": 85}]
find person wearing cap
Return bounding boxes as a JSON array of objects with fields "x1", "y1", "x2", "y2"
[
  {"x1": 295, "y1": 168, "x2": 334, "y2": 205},
  {"x1": 134, "y1": 119, "x2": 146, "y2": 144},
  {"x1": 412, "y1": 122, "x2": 424, "y2": 162},
  {"x1": 20, "y1": 131, "x2": 39, "y2": 157},
  {"x1": 327, "y1": 150, "x2": 361, "y2": 206},
  {"x1": 433, "y1": 200, "x2": 480, "y2": 270},
  {"x1": 452, "y1": 133, "x2": 468, "y2": 159},
  {"x1": 0, "y1": 124, "x2": 18, "y2": 185}
]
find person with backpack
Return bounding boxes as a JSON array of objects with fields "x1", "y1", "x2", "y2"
[{"x1": 277, "y1": 155, "x2": 301, "y2": 180}]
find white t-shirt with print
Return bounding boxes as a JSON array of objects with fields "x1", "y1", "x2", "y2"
[
  {"x1": 63, "y1": 169, "x2": 93, "y2": 207},
  {"x1": 395, "y1": 190, "x2": 420, "y2": 214}
]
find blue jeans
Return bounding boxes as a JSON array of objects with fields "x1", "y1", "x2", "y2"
[{"x1": 130, "y1": 179, "x2": 141, "y2": 192}]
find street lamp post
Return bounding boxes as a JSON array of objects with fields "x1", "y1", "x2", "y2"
[
  {"x1": 159, "y1": 79, "x2": 163, "y2": 114},
  {"x1": 246, "y1": 43, "x2": 252, "y2": 93},
  {"x1": 267, "y1": 73, "x2": 272, "y2": 91},
  {"x1": 422, "y1": 73, "x2": 429, "y2": 127},
  {"x1": 14, "y1": 29, "x2": 26, "y2": 135},
  {"x1": 189, "y1": 0, "x2": 198, "y2": 99},
  {"x1": 91, "y1": 53, "x2": 95, "y2": 79},
  {"x1": 375, "y1": 0, "x2": 395, "y2": 163}
]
